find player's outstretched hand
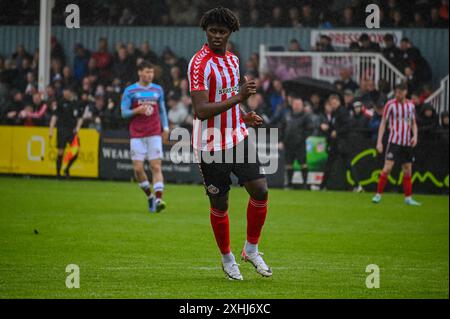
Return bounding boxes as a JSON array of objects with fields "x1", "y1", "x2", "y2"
[
  {"x1": 239, "y1": 76, "x2": 257, "y2": 102},
  {"x1": 376, "y1": 142, "x2": 383, "y2": 154},
  {"x1": 243, "y1": 111, "x2": 263, "y2": 127},
  {"x1": 411, "y1": 136, "x2": 418, "y2": 147}
]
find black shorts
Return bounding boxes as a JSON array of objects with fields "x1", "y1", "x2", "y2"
[
  {"x1": 385, "y1": 143, "x2": 414, "y2": 164},
  {"x1": 57, "y1": 129, "x2": 74, "y2": 149},
  {"x1": 285, "y1": 141, "x2": 307, "y2": 166},
  {"x1": 196, "y1": 137, "x2": 266, "y2": 197}
]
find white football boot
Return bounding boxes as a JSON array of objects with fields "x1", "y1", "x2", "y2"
[{"x1": 241, "y1": 250, "x2": 273, "y2": 277}]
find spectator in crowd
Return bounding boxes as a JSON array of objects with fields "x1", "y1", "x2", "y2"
[
  {"x1": 288, "y1": 7, "x2": 301, "y2": 28},
  {"x1": 318, "y1": 99, "x2": 333, "y2": 138},
  {"x1": 112, "y1": 45, "x2": 135, "y2": 86},
  {"x1": 350, "y1": 101, "x2": 371, "y2": 139},
  {"x1": 12, "y1": 44, "x2": 32, "y2": 70},
  {"x1": 356, "y1": 79, "x2": 383, "y2": 108},
  {"x1": 91, "y1": 37, "x2": 113, "y2": 83},
  {"x1": 269, "y1": 79, "x2": 284, "y2": 116},
  {"x1": 280, "y1": 97, "x2": 311, "y2": 189},
  {"x1": 15, "y1": 57, "x2": 32, "y2": 92},
  {"x1": 73, "y1": 44, "x2": 90, "y2": 82},
  {"x1": 343, "y1": 89, "x2": 355, "y2": 113},
  {"x1": 4, "y1": 90, "x2": 24, "y2": 125},
  {"x1": 382, "y1": 34, "x2": 402, "y2": 68},
  {"x1": 410, "y1": 11, "x2": 427, "y2": 27},
  {"x1": 417, "y1": 103, "x2": 440, "y2": 142},
  {"x1": 51, "y1": 36, "x2": 66, "y2": 66},
  {"x1": 126, "y1": 42, "x2": 139, "y2": 66},
  {"x1": 167, "y1": 91, "x2": 189, "y2": 129},
  {"x1": 438, "y1": 111, "x2": 449, "y2": 148},
  {"x1": 404, "y1": 66, "x2": 421, "y2": 94},
  {"x1": 339, "y1": 69, "x2": 359, "y2": 92},
  {"x1": 339, "y1": 6, "x2": 357, "y2": 27},
  {"x1": 266, "y1": 6, "x2": 288, "y2": 27},
  {"x1": 62, "y1": 66, "x2": 78, "y2": 91},
  {"x1": 368, "y1": 104, "x2": 385, "y2": 143},
  {"x1": 301, "y1": 4, "x2": 317, "y2": 27},
  {"x1": 309, "y1": 93, "x2": 322, "y2": 114},
  {"x1": 19, "y1": 92, "x2": 48, "y2": 126},
  {"x1": 288, "y1": 39, "x2": 303, "y2": 52},
  {"x1": 321, "y1": 94, "x2": 363, "y2": 192},
  {"x1": 138, "y1": 42, "x2": 159, "y2": 65},
  {"x1": 358, "y1": 33, "x2": 381, "y2": 53},
  {"x1": 428, "y1": 6, "x2": 448, "y2": 27},
  {"x1": 399, "y1": 37, "x2": 432, "y2": 83},
  {"x1": 316, "y1": 35, "x2": 335, "y2": 52},
  {"x1": 118, "y1": 7, "x2": 137, "y2": 25}
]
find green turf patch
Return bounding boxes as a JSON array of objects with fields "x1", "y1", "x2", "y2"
[{"x1": 0, "y1": 177, "x2": 448, "y2": 298}]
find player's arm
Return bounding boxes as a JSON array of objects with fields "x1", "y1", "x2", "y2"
[
  {"x1": 411, "y1": 106, "x2": 418, "y2": 147},
  {"x1": 120, "y1": 88, "x2": 146, "y2": 119},
  {"x1": 376, "y1": 103, "x2": 390, "y2": 154},
  {"x1": 191, "y1": 77, "x2": 256, "y2": 120}
]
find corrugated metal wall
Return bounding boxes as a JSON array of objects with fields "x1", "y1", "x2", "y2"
[{"x1": 0, "y1": 26, "x2": 448, "y2": 84}]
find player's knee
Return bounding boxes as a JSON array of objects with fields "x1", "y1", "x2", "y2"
[
  {"x1": 210, "y1": 196, "x2": 228, "y2": 212},
  {"x1": 251, "y1": 186, "x2": 268, "y2": 201},
  {"x1": 150, "y1": 161, "x2": 161, "y2": 173}
]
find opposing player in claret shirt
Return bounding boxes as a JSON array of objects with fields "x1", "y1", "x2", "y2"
[
  {"x1": 188, "y1": 7, "x2": 272, "y2": 280},
  {"x1": 372, "y1": 82, "x2": 421, "y2": 206},
  {"x1": 121, "y1": 61, "x2": 169, "y2": 213}
]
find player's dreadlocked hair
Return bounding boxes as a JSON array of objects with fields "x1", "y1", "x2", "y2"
[{"x1": 200, "y1": 6, "x2": 240, "y2": 32}]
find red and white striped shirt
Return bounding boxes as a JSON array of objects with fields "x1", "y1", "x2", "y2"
[
  {"x1": 188, "y1": 44, "x2": 248, "y2": 151},
  {"x1": 383, "y1": 98, "x2": 416, "y2": 146}
]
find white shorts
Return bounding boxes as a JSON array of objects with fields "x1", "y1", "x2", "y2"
[{"x1": 130, "y1": 135, "x2": 163, "y2": 161}]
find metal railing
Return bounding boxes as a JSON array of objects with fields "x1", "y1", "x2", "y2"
[
  {"x1": 425, "y1": 75, "x2": 449, "y2": 114},
  {"x1": 259, "y1": 44, "x2": 405, "y2": 92}
]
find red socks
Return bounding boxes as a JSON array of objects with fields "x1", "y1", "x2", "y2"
[
  {"x1": 210, "y1": 196, "x2": 268, "y2": 255},
  {"x1": 210, "y1": 208, "x2": 230, "y2": 255},
  {"x1": 377, "y1": 171, "x2": 388, "y2": 194},
  {"x1": 246, "y1": 197, "x2": 268, "y2": 245},
  {"x1": 403, "y1": 174, "x2": 412, "y2": 197}
]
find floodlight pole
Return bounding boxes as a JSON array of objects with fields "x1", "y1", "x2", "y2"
[{"x1": 38, "y1": 0, "x2": 54, "y2": 93}]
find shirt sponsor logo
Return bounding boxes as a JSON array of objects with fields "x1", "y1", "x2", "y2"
[{"x1": 218, "y1": 85, "x2": 239, "y2": 96}]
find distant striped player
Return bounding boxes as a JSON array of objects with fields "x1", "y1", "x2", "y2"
[
  {"x1": 121, "y1": 61, "x2": 169, "y2": 213},
  {"x1": 188, "y1": 7, "x2": 271, "y2": 281},
  {"x1": 372, "y1": 82, "x2": 421, "y2": 206}
]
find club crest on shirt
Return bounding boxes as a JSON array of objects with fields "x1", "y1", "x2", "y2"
[{"x1": 207, "y1": 184, "x2": 220, "y2": 194}]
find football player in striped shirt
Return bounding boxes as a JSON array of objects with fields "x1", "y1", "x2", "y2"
[
  {"x1": 372, "y1": 82, "x2": 421, "y2": 206},
  {"x1": 188, "y1": 7, "x2": 271, "y2": 280}
]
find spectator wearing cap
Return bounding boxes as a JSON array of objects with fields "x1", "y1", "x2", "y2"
[
  {"x1": 343, "y1": 89, "x2": 355, "y2": 112},
  {"x1": 359, "y1": 33, "x2": 381, "y2": 53},
  {"x1": 350, "y1": 101, "x2": 371, "y2": 139}
]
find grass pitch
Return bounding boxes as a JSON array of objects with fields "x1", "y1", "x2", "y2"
[{"x1": 0, "y1": 176, "x2": 448, "y2": 298}]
